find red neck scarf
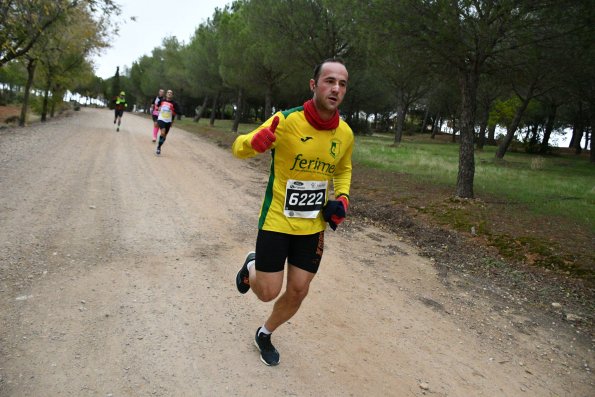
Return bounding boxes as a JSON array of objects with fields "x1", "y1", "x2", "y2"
[{"x1": 303, "y1": 99, "x2": 339, "y2": 130}]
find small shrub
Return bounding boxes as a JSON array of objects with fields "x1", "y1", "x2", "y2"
[
  {"x1": 5, "y1": 115, "x2": 19, "y2": 124},
  {"x1": 28, "y1": 95, "x2": 44, "y2": 114}
]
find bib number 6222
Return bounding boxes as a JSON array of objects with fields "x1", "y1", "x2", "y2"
[{"x1": 284, "y1": 180, "x2": 327, "y2": 218}]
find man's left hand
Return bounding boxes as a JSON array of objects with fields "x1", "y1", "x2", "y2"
[{"x1": 323, "y1": 196, "x2": 349, "y2": 230}]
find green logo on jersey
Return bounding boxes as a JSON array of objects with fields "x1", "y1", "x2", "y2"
[{"x1": 330, "y1": 139, "x2": 341, "y2": 159}]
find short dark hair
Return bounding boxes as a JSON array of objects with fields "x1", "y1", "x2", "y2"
[{"x1": 312, "y1": 57, "x2": 345, "y2": 83}]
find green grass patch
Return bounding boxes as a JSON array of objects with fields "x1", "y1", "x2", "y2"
[
  {"x1": 354, "y1": 134, "x2": 459, "y2": 185},
  {"x1": 353, "y1": 134, "x2": 595, "y2": 231},
  {"x1": 176, "y1": 117, "x2": 257, "y2": 135}
]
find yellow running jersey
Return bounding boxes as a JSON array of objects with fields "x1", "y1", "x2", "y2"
[{"x1": 232, "y1": 106, "x2": 354, "y2": 235}]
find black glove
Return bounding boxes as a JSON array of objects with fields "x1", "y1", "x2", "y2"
[{"x1": 322, "y1": 196, "x2": 348, "y2": 230}]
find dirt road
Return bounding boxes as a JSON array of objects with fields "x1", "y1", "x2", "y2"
[{"x1": 0, "y1": 108, "x2": 592, "y2": 396}]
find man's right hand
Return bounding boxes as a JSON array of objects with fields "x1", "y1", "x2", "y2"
[{"x1": 251, "y1": 116, "x2": 279, "y2": 152}]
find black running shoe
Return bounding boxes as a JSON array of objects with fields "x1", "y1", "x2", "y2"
[
  {"x1": 236, "y1": 251, "x2": 254, "y2": 294},
  {"x1": 156, "y1": 148, "x2": 161, "y2": 155},
  {"x1": 254, "y1": 327, "x2": 280, "y2": 366}
]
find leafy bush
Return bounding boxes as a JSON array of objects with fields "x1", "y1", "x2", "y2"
[{"x1": 25, "y1": 95, "x2": 45, "y2": 114}]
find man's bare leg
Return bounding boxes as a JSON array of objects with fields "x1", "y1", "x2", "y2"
[{"x1": 264, "y1": 265, "x2": 315, "y2": 332}]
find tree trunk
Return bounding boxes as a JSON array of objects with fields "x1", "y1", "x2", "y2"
[
  {"x1": 569, "y1": 120, "x2": 576, "y2": 148},
  {"x1": 571, "y1": 123, "x2": 584, "y2": 154},
  {"x1": 393, "y1": 99, "x2": 406, "y2": 145},
  {"x1": 232, "y1": 88, "x2": 243, "y2": 133},
  {"x1": 589, "y1": 100, "x2": 595, "y2": 163},
  {"x1": 431, "y1": 115, "x2": 440, "y2": 139},
  {"x1": 194, "y1": 96, "x2": 208, "y2": 122},
  {"x1": 496, "y1": 88, "x2": 533, "y2": 159},
  {"x1": 209, "y1": 92, "x2": 219, "y2": 126},
  {"x1": 41, "y1": 88, "x2": 50, "y2": 122},
  {"x1": 19, "y1": 58, "x2": 37, "y2": 127},
  {"x1": 476, "y1": 107, "x2": 489, "y2": 150},
  {"x1": 523, "y1": 126, "x2": 531, "y2": 143},
  {"x1": 41, "y1": 78, "x2": 51, "y2": 122},
  {"x1": 487, "y1": 123, "x2": 496, "y2": 145},
  {"x1": 528, "y1": 124, "x2": 539, "y2": 151},
  {"x1": 50, "y1": 86, "x2": 62, "y2": 117},
  {"x1": 451, "y1": 117, "x2": 457, "y2": 142},
  {"x1": 569, "y1": 102, "x2": 584, "y2": 153},
  {"x1": 539, "y1": 103, "x2": 557, "y2": 154},
  {"x1": 420, "y1": 107, "x2": 429, "y2": 133},
  {"x1": 455, "y1": 71, "x2": 478, "y2": 199}
]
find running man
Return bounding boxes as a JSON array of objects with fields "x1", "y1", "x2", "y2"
[
  {"x1": 232, "y1": 58, "x2": 354, "y2": 366},
  {"x1": 149, "y1": 88, "x2": 164, "y2": 142},
  {"x1": 113, "y1": 91, "x2": 127, "y2": 131},
  {"x1": 155, "y1": 89, "x2": 181, "y2": 155}
]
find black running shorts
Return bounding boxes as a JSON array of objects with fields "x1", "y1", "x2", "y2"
[
  {"x1": 157, "y1": 120, "x2": 172, "y2": 133},
  {"x1": 255, "y1": 229, "x2": 324, "y2": 274},
  {"x1": 152, "y1": 114, "x2": 158, "y2": 122}
]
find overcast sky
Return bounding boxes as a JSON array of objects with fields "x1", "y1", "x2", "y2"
[{"x1": 92, "y1": 0, "x2": 230, "y2": 79}]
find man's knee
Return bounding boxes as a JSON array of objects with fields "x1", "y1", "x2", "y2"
[
  {"x1": 251, "y1": 269, "x2": 284, "y2": 302},
  {"x1": 285, "y1": 266, "x2": 314, "y2": 303},
  {"x1": 254, "y1": 287, "x2": 281, "y2": 302},
  {"x1": 285, "y1": 283, "x2": 310, "y2": 303}
]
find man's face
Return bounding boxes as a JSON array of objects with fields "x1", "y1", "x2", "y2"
[
  {"x1": 159, "y1": 89, "x2": 164, "y2": 96},
  {"x1": 166, "y1": 90, "x2": 173, "y2": 100},
  {"x1": 310, "y1": 62, "x2": 348, "y2": 114}
]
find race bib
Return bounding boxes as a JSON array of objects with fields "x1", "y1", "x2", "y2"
[
  {"x1": 284, "y1": 180, "x2": 327, "y2": 218},
  {"x1": 159, "y1": 105, "x2": 173, "y2": 122}
]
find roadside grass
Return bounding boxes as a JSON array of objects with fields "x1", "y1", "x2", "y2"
[
  {"x1": 176, "y1": 117, "x2": 256, "y2": 135},
  {"x1": 354, "y1": 133, "x2": 595, "y2": 230},
  {"x1": 353, "y1": 132, "x2": 594, "y2": 278}
]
